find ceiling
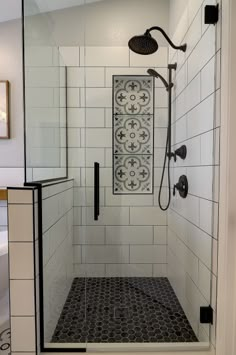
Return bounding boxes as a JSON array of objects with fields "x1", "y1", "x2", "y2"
[
  {"x1": 36, "y1": 0, "x2": 104, "y2": 12},
  {"x1": 0, "y1": 0, "x2": 103, "y2": 23},
  {"x1": 0, "y1": 0, "x2": 21, "y2": 22}
]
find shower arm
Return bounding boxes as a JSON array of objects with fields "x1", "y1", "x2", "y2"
[{"x1": 145, "y1": 26, "x2": 187, "y2": 52}]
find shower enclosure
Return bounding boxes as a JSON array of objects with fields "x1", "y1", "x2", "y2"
[{"x1": 22, "y1": 0, "x2": 219, "y2": 352}]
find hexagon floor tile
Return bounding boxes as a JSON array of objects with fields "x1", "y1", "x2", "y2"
[{"x1": 51, "y1": 277, "x2": 198, "y2": 343}]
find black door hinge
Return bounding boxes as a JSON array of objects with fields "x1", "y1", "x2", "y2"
[
  {"x1": 200, "y1": 305, "x2": 213, "y2": 324},
  {"x1": 204, "y1": 4, "x2": 219, "y2": 25}
]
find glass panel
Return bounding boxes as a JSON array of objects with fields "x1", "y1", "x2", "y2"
[
  {"x1": 23, "y1": 0, "x2": 67, "y2": 182},
  {"x1": 41, "y1": 181, "x2": 81, "y2": 348},
  {"x1": 82, "y1": 0, "x2": 216, "y2": 350},
  {"x1": 22, "y1": 0, "x2": 219, "y2": 351}
]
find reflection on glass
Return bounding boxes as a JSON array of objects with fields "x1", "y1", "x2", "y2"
[{"x1": 24, "y1": 1, "x2": 67, "y2": 182}]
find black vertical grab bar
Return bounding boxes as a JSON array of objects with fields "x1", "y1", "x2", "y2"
[{"x1": 94, "y1": 162, "x2": 100, "y2": 220}]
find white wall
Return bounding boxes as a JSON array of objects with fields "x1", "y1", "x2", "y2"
[
  {"x1": 47, "y1": 0, "x2": 170, "y2": 47},
  {"x1": 58, "y1": 45, "x2": 169, "y2": 277},
  {"x1": 0, "y1": 0, "x2": 21, "y2": 23},
  {"x1": 37, "y1": 0, "x2": 171, "y2": 277},
  {"x1": 0, "y1": 17, "x2": 24, "y2": 186},
  {"x1": 168, "y1": 0, "x2": 220, "y2": 347},
  {"x1": 169, "y1": 0, "x2": 188, "y2": 37}
]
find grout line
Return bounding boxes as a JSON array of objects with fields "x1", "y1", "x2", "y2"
[
  {"x1": 174, "y1": 52, "x2": 217, "y2": 102},
  {"x1": 169, "y1": 205, "x2": 217, "y2": 239},
  {"x1": 43, "y1": 207, "x2": 73, "y2": 235},
  {"x1": 42, "y1": 186, "x2": 73, "y2": 201},
  {"x1": 171, "y1": 127, "x2": 220, "y2": 148}
]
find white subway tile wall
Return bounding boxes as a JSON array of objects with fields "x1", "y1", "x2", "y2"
[
  {"x1": 168, "y1": 0, "x2": 220, "y2": 346},
  {"x1": 42, "y1": 180, "x2": 74, "y2": 342},
  {"x1": 8, "y1": 188, "x2": 38, "y2": 353},
  {"x1": 60, "y1": 45, "x2": 169, "y2": 277},
  {"x1": 25, "y1": 46, "x2": 67, "y2": 181}
]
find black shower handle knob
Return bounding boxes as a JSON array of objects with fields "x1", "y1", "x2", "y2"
[
  {"x1": 173, "y1": 175, "x2": 188, "y2": 198},
  {"x1": 173, "y1": 182, "x2": 181, "y2": 196}
]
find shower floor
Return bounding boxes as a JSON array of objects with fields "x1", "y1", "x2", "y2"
[{"x1": 51, "y1": 277, "x2": 198, "y2": 343}]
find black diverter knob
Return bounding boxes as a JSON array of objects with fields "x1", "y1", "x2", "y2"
[{"x1": 173, "y1": 175, "x2": 188, "y2": 198}]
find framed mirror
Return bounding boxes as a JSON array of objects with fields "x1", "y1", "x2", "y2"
[{"x1": 0, "y1": 81, "x2": 10, "y2": 139}]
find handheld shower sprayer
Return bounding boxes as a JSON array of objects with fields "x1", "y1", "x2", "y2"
[
  {"x1": 147, "y1": 66, "x2": 187, "y2": 210},
  {"x1": 147, "y1": 69, "x2": 172, "y2": 91}
]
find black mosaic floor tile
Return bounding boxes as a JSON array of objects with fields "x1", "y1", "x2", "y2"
[{"x1": 51, "y1": 277, "x2": 198, "y2": 343}]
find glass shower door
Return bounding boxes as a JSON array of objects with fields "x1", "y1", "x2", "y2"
[
  {"x1": 21, "y1": 0, "x2": 218, "y2": 351},
  {"x1": 81, "y1": 0, "x2": 217, "y2": 349}
]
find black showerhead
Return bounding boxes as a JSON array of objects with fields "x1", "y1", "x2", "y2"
[
  {"x1": 128, "y1": 26, "x2": 187, "y2": 55},
  {"x1": 147, "y1": 68, "x2": 170, "y2": 91},
  {"x1": 128, "y1": 32, "x2": 158, "y2": 55}
]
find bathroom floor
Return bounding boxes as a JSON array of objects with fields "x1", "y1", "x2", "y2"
[
  {"x1": 51, "y1": 277, "x2": 198, "y2": 343},
  {"x1": 0, "y1": 324, "x2": 10, "y2": 355}
]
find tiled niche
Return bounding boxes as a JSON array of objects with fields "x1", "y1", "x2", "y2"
[{"x1": 113, "y1": 75, "x2": 154, "y2": 194}]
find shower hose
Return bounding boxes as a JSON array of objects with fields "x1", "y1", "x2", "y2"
[{"x1": 158, "y1": 122, "x2": 171, "y2": 211}]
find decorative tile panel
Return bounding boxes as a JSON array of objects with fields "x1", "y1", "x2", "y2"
[
  {"x1": 114, "y1": 77, "x2": 154, "y2": 115},
  {"x1": 114, "y1": 115, "x2": 153, "y2": 155},
  {"x1": 114, "y1": 155, "x2": 152, "y2": 193},
  {"x1": 113, "y1": 76, "x2": 154, "y2": 194}
]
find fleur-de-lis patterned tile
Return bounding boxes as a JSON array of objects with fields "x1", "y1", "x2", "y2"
[
  {"x1": 113, "y1": 76, "x2": 154, "y2": 194},
  {"x1": 114, "y1": 155, "x2": 153, "y2": 194},
  {"x1": 114, "y1": 115, "x2": 153, "y2": 155},
  {"x1": 113, "y1": 76, "x2": 154, "y2": 115}
]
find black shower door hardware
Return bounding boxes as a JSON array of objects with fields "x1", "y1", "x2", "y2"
[
  {"x1": 94, "y1": 162, "x2": 100, "y2": 221},
  {"x1": 173, "y1": 175, "x2": 188, "y2": 198},
  {"x1": 204, "y1": 4, "x2": 219, "y2": 25},
  {"x1": 200, "y1": 305, "x2": 213, "y2": 324}
]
